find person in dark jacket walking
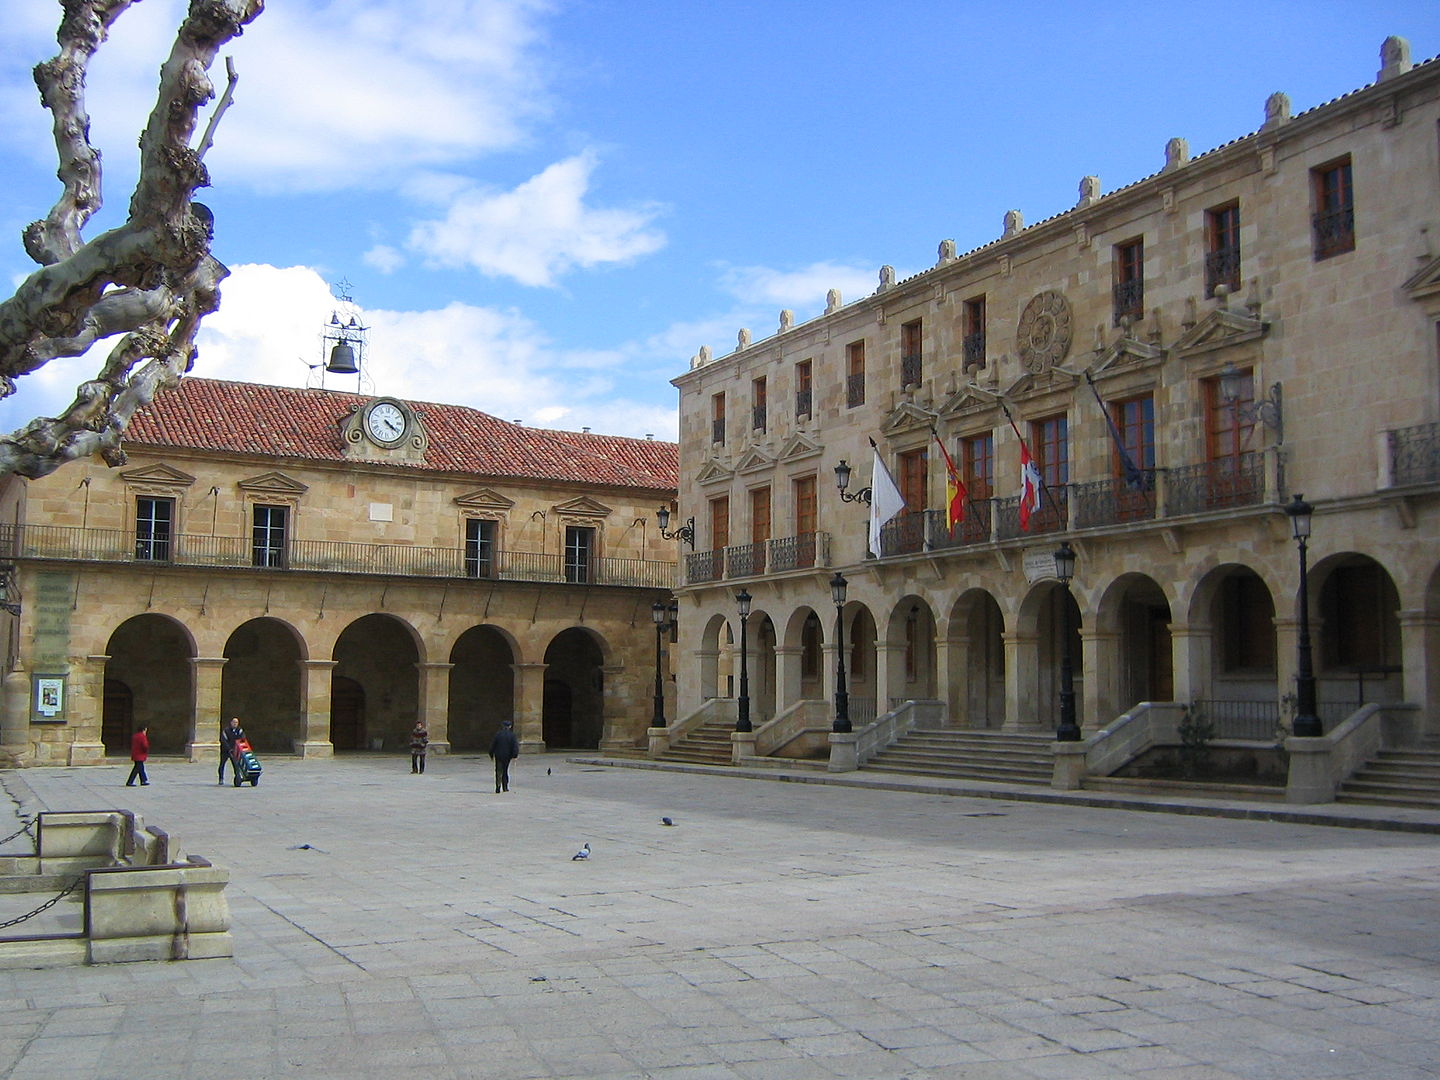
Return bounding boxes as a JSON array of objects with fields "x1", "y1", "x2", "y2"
[
  {"x1": 488, "y1": 719, "x2": 519, "y2": 793},
  {"x1": 409, "y1": 720, "x2": 429, "y2": 774},
  {"x1": 218, "y1": 717, "x2": 245, "y2": 785},
  {"x1": 125, "y1": 723, "x2": 150, "y2": 786}
]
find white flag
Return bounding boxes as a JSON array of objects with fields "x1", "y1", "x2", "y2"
[{"x1": 867, "y1": 444, "x2": 906, "y2": 556}]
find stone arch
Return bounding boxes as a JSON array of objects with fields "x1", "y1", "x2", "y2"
[
  {"x1": 1018, "y1": 579, "x2": 1082, "y2": 731},
  {"x1": 448, "y1": 624, "x2": 519, "y2": 751},
  {"x1": 1095, "y1": 573, "x2": 1174, "y2": 716},
  {"x1": 742, "y1": 606, "x2": 778, "y2": 724},
  {"x1": 945, "y1": 589, "x2": 1006, "y2": 728},
  {"x1": 841, "y1": 602, "x2": 879, "y2": 725},
  {"x1": 102, "y1": 614, "x2": 197, "y2": 755},
  {"x1": 1309, "y1": 551, "x2": 1403, "y2": 715},
  {"x1": 782, "y1": 606, "x2": 826, "y2": 706},
  {"x1": 220, "y1": 617, "x2": 307, "y2": 755},
  {"x1": 698, "y1": 611, "x2": 730, "y2": 701},
  {"x1": 331, "y1": 614, "x2": 423, "y2": 752},
  {"x1": 1188, "y1": 562, "x2": 1278, "y2": 736},
  {"x1": 542, "y1": 626, "x2": 606, "y2": 749},
  {"x1": 882, "y1": 594, "x2": 938, "y2": 704}
]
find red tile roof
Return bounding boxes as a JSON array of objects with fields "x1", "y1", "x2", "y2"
[{"x1": 125, "y1": 378, "x2": 678, "y2": 492}]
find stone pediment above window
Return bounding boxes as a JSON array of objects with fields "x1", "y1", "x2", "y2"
[
  {"x1": 552, "y1": 495, "x2": 612, "y2": 519},
  {"x1": 1171, "y1": 307, "x2": 1267, "y2": 360},
  {"x1": 777, "y1": 432, "x2": 823, "y2": 463},
  {"x1": 1086, "y1": 336, "x2": 1165, "y2": 379},
  {"x1": 735, "y1": 446, "x2": 777, "y2": 475},
  {"x1": 880, "y1": 400, "x2": 939, "y2": 438},
  {"x1": 937, "y1": 383, "x2": 1004, "y2": 419},
  {"x1": 454, "y1": 488, "x2": 516, "y2": 514},
  {"x1": 1002, "y1": 366, "x2": 1079, "y2": 403},
  {"x1": 118, "y1": 463, "x2": 195, "y2": 494},
  {"x1": 237, "y1": 471, "x2": 309, "y2": 501},
  {"x1": 696, "y1": 458, "x2": 734, "y2": 487},
  {"x1": 1402, "y1": 253, "x2": 1440, "y2": 314}
]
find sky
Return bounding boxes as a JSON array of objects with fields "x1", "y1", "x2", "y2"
[{"x1": 0, "y1": 1, "x2": 1436, "y2": 443}]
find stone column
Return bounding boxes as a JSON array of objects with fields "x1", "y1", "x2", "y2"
[
  {"x1": 1, "y1": 661, "x2": 31, "y2": 766},
  {"x1": 1397, "y1": 609, "x2": 1438, "y2": 739},
  {"x1": 417, "y1": 662, "x2": 453, "y2": 754},
  {"x1": 1081, "y1": 629, "x2": 1117, "y2": 732},
  {"x1": 874, "y1": 642, "x2": 905, "y2": 716},
  {"x1": 1167, "y1": 621, "x2": 1209, "y2": 704},
  {"x1": 187, "y1": 657, "x2": 227, "y2": 762},
  {"x1": 65, "y1": 654, "x2": 109, "y2": 765},
  {"x1": 1273, "y1": 616, "x2": 1300, "y2": 716},
  {"x1": 1002, "y1": 631, "x2": 1039, "y2": 730},
  {"x1": 598, "y1": 662, "x2": 634, "y2": 752},
  {"x1": 773, "y1": 645, "x2": 802, "y2": 714},
  {"x1": 935, "y1": 634, "x2": 960, "y2": 726},
  {"x1": 295, "y1": 659, "x2": 337, "y2": 759},
  {"x1": 512, "y1": 662, "x2": 547, "y2": 754}
]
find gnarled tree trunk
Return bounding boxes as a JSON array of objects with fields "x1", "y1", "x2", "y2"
[{"x1": 0, "y1": 0, "x2": 264, "y2": 479}]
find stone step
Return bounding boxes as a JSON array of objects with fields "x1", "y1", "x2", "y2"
[
  {"x1": 655, "y1": 750, "x2": 730, "y2": 765},
  {"x1": 867, "y1": 749, "x2": 1050, "y2": 770},
  {"x1": 863, "y1": 761, "x2": 1050, "y2": 785},
  {"x1": 1335, "y1": 790, "x2": 1440, "y2": 809},
  {"x1": 1084, "y1": 776, "x2": 1286, "y2": 801}
]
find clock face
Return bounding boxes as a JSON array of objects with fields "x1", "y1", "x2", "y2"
[{"x1": 366, "y1": 401, "x2": 406, "y2": 444}]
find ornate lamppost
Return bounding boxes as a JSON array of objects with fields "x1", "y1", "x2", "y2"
[
  {"x1": 1284, "y1": 494, "x2": 1322, "y2": 737},
  {"x1": 831, "y1": 572, "x2": 851, "y2": 732},
  {"x1": 736, "y1": 589, "x2": 752, "y2": 732},
  {"x1": 650, "y1": 600, "x2": 670, "y2": 729},
  {"x1": 834, "y1": 460, "x2": 873, "y2": 504},
  {"x1": 1053, "y1": 541, "x2": 1081, "y2": 742}
]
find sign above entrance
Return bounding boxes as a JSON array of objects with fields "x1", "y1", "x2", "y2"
[{"x1": 1022, "y1": 548, "x2": 1062, "y2": 584}]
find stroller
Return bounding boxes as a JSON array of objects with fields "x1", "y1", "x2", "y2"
[{"x1": 231, "y1": 737, "x2": 262, "y2": 787}]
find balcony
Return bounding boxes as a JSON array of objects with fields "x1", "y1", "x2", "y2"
[
  {"x1": 1312, "y1": 205, "x2": 1355, "y2": 259},
  {"x1": 1112, "y1": 278, "x2": 1144, "y2": 325},
  {"x1": 1204, "y1": 246, "x2": 1241, "y2": 298},
  {"x1": 961, "y1": 331, "x2": 986, "y2": 370},
  {"x1": 685, "y1": 533, "x2": 830, "y2": 584},
  {"x1": 794, "y1": 388, "x2": 812, "y2": 419},
  {"x1": 1071, "y1": 474, "x2": 1156, "y2": 529},
  {"x1": 846, "y1": 372, "x2": 865, "y2": 408},
  {"x1": 900, "y1": 352, "x2": 922, "y2": 389},
  {"x1": 0, "y1": 524, "x2": 676, "y2": 590},
  {"x1": 1389, "y1": 421, "x2": 1440, "y2": 487},
  {"x1": 1164, "y1": 455, "x2": 1265, "y2": 517}
]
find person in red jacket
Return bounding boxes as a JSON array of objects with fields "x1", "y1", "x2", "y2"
[{"x1": 125, "y1": 723, "x2": 150, "y2": 787}]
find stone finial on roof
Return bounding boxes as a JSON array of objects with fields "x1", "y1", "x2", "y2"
[
  {"x1": 1076, "y1": 176, "x2": 1100, "y2": 208},
  {"x1": 779, "y1": 309, "x2": 794, "y2": 332},
  {"x1": 877, "y1": 265, "x2": 896, "y2": 293},
  {"x1": 1003, "y1": 209, "x2": 1024, "y2": 238},
  {"x1": 1263, "y1": 92, "x2": 1291, "y2": 130},
  {"x1": 737, "y1": 328, "x2": 751, "y2": 350},
  {"x1": 937, "y1": 239, "x2": 957, "y2": 266},
  {"x1": 1163, "y1": 137, "x2": 1189, "y2": 172},
  {"x1": 691, "y1": 345, "x2": 712, "y2": 369},
  {"x1": 825, "y1": 288, "x2": 842, "y2": 314},
  {"x1": 1378, "y1": 35, "x2": 1412, "y2": 81}
]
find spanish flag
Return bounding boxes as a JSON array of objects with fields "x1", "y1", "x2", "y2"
[{"x1": 932, "y1": 430, "x2": 966, "y2": 534}]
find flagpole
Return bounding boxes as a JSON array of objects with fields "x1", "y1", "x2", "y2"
[{"x1": 999, "y1": 399, "x2": 1060, "y2": 525}]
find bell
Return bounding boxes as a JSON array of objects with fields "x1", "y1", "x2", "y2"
[{"x1": 326, "y1": 342, "x2": 358, "y2": 374}]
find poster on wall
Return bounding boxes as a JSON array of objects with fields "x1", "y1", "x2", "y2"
[{"x1": 33, "y1": 675, "x2": 64, "y2": 720}]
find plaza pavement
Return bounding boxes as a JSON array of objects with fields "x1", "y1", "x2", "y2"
[{"x1": 0, "y1": 751, "x2": 1438, "y2": 1080}]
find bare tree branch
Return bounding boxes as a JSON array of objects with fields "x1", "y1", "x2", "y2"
[{"x1": 0, "y1": 0, "x2": 265, "y2": 480}]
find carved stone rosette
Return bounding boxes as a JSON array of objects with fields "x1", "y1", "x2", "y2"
[{"x1": 1016, "y1": 290, "x2": 1074, "y2": 374}]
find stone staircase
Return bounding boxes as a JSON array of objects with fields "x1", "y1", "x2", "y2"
[
  {"x1": 863, "y1": 729, "x2": 1053, "y2": 785},
  {"x1": 653, "y1": 718, "x2": 734, "y2": 766},
  {"x1": 1336, "y1": 747, "x2": 1440, "y2": 809}
]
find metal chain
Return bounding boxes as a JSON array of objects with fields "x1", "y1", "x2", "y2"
[
  {"x1": 0, "y1": 874, "x2": 84, "y2": 931},
  {"x1": 0, "y1": 818, "x2": 34, "y2": 847}
]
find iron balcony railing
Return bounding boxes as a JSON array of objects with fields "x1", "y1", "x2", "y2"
[
  {"x1": 925, "y1": 500, "x2": 993, "y2": 550},
  {"x1": 995, "y1": 485, "x2": 1069, "y2": 540},
  {"x1": 846, "y1": 371, "x2": 865, "y2": 408},
  {"x1": 1389, "y1": 421, "x2": 1440, "y2": 486},
  {"x1": 0, "y1": 524, "x2": 676, "y2": 589},
  {"x1": 794, "y1": 388, "x2": 812, "y2": 419},
  {"x1": 1112, "y1": 277, "x2": 1144, "y2": 324},
  {"x1": 684, "y1": 533, "x2": 829, "y2": 583},
  {"x1": 1312, "y1": 205, "x2": 1355, "y2": 259},
  {"x1": 874, "y1": 511, "x2": 926, "y2": 557},
  {"x1": 1164, "y1": 454, "x2": 1264, "y2": 517},
  {"x1": 1204, "y1": 246, "x2": 1241, "y2": 297},
  {"x1": 961, "y1": 331, "x2": 986, "y2": 370},
  {"x1": 1071, "y1": 473, "x2": 1157, "y2": 529},
  {"x1": 900, "y1": 352, "x2": 922, "y2": 388}
]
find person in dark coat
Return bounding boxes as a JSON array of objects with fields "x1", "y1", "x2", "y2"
[
  {"x1": 488, "y1": 719, "x2": 519, "y2": 793},
  {"x1": 219, "y1": 717, "x2": 245, "y2": 785},
  {"x1": 409, "y1": 720, "x2": 429, "y2": 774},
  {"x1": 125, "y1": 723, "x2": 150, "y2": 786}
]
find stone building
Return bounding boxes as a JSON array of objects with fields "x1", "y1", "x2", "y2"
[
  {"x1": 0, "y1": 378, "x2": 678, "y2": 765},
  {"x1": 664, "y1": 37, "x2": 1440, "y2": 768}
]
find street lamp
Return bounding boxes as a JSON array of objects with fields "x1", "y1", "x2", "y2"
[
  {"x1": 1218, "y1": 362, "x2": 1284, "y2": 445},
  {"x1": 655, "y1": 506, "x2": 695, "y2": 549},
  {"x1": 834, "y1": 460, "x2": 872, "y2": 505},
  {"x1": 1053, "y1": 541, "x2": 1081, "y2": 742},
  {"x1": 650, "y1": 600, "x2": 670, "y2": 729},
  {"x1": 1284, "y1": 493, "x2": 1322, "y2": 737},
  {"x1": 831, "y1": 572, "x2": 851, "y2": 733},
  {"x1": 735, "y1": 589, "x2": 752, "y2": 732}
]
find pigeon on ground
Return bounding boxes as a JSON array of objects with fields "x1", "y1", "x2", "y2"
[
  {"x1": 661, "y1": 817, "x2": 675, "y2": 827},
  {"x1": 547, "y1": 767, "x2": 552, "y2": 775},
  {"x1": 571, "y1": 843, "x2": 590, "y2": 861}
]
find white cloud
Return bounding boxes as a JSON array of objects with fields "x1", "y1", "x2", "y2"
[
  {"x1": 191, "y1": 263, "x2": 677, "y2": 438},
  {"x1": 363, "y1": 245, "x2": 405, "y2": 274},
  {"x1": 0, "y1": 0, "x2": 558, "y2": 194},
  {"x1": 406, "y1": 153, "x2": 666, "y2": 287},
  {"x1": 717, "y1": 261, "x2": 882, "y2": 314}
]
